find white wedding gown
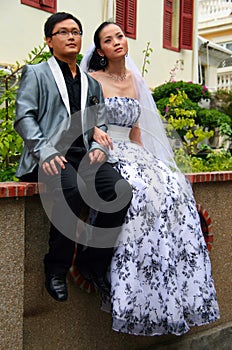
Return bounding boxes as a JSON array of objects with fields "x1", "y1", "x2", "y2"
[{"x1": 101, "y1": 96, "x2": 220, "y2": 336}]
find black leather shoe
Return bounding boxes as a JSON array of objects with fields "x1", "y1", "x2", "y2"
[
  {"x1": 45, "y1": 273, "x2": 68, "y2": 301},
  {"x1": 91, "y1": 273, "x2": 111, "y2": 296}
]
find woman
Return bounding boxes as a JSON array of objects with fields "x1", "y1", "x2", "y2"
[{"x1": 74, "y1": 21, "x2": 220, "y2": 336}]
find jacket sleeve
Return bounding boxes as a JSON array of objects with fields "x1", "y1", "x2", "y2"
[{"x1": 14, "y1": 65, "x2": 60, "y2": 166}]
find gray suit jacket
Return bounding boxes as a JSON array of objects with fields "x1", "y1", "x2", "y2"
[{"x1": 14, "y1": 56, "x2": 114, "y2": 178}]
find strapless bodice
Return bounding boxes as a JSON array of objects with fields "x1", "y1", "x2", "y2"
[{"x1": 105, "y1": 97, "x2": 141, "y2": 128}]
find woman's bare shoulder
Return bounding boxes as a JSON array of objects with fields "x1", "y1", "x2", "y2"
[{"x1": 89, "y1": 70, "x2": 105, "y2": 80}]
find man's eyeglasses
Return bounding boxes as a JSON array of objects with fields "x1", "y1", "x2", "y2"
[{"x1": 51, "y1": 29, "x2": 82, "y2": 38}]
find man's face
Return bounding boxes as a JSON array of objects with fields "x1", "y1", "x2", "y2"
[{"x1": 46, "y1": 19, "x2": 82, "y2": 61}]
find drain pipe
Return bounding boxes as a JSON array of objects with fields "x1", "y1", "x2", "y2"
[{"x1": 192, "y1": 0, "x2": 199, "y2": 83}]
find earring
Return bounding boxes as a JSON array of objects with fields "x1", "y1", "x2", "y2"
[{"x1": 100, "y1": 57, "x2": 106, "y2": 66}]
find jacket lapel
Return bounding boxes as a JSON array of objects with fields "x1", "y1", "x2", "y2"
[
  {"x1": 79, "y1": 67, "x2": 89, "y2": 147},
  {"x1": 47, "y1": 56, "x2": 71, "y2": 116}
]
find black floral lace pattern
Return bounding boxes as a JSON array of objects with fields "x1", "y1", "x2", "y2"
[{"x1": 103, "y1": 97, "x2": 220, "y2": 336}]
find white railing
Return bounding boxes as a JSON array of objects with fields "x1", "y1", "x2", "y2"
[
  {"x1": 199, "y1": 0, "x2": 232, "y2": 21},
  {"x1": 217, "y1": 67, "x2": 232, "y2": 90}
]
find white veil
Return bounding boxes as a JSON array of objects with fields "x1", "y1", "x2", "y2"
[{"x1": 80, "y1": 44, "x2": 193, "y2": 194}]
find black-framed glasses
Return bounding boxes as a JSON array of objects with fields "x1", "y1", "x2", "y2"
[{"x1": 51, "y1": 29, "x2": 82, "y2": 38}]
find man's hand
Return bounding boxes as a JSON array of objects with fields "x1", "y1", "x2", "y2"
[
  {"x1": 93, "y1": 127, "x2": 113, "y2": 150},
  {"x1": 42, "y1": 155, "x2": 67, "y2": 176},
  {"x1": 88, "y1": 149, "x2": 107, "y2": 164}
]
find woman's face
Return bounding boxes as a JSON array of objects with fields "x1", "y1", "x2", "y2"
[{"x1": 97, "y1": 23, "x2": 128, "y2": 61}]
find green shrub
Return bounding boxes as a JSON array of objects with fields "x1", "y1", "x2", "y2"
[
  {"x1": 211, "y1": 89, "x2": 232, "y2": 121},
  {"x1": 159, "y1": 90, "x2": 232, "y2": 172},
  {"x1": 175, "y1": 147, "x2": 232, "y2": 173},
  {"x1": 156, "y1": 87, "x2": 231, "y2": 136},
  {"x1": 154, "y1": 80, "x2": 232, "y2": 165},
  {"x1": 0, "y1": 71, "x2": 23, "y2": 181},
  {"x1": 196, "y1": 108, "x2": 231, "y2": 131},
  {"x1": 190, "y1": 150, "x2": 232, "y2": 172},
  {"x1": 163, "y1": 91, "x2": 214, "y2": 155},
  {"x1": 153, "y1": 81, "x2": 211, "y2": 103},
  {"x1": 157, "y1": 96, "x2": 203, "y2": 116},
  {"x1": 156, "y1": 97, "x2": 170, "y2": 115}
]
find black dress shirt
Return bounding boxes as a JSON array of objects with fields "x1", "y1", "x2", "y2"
[
  {"x1": 55, "y1": 57, "x2": 81, "y2": 113},
  {"x1": 55, "y1": 57, "x2": 85, "y2": 158}
]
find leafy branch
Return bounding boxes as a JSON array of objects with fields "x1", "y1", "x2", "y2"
[
  {"x1": 141, "y1": 41, "x2": 153, "y2": 77},
  {"x1": 168, "y1": 59, "x2": 184, "y2": 82}
]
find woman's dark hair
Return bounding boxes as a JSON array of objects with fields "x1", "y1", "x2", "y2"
[
  {"x1": 88, "y1": 21, "x2": 122, "y2": 71},
  {"x1": 44, "y1": 12, "x2": 83, "y2": 38}
]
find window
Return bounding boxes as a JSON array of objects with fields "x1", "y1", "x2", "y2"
[
  {"x1": 116, "y1": 0, "x2": 137, "y2": 39},
  {"x1": 218, "y1": 42, "x2": 232, "y2": 68},
  {"x1": 163, "y1": 0, "x2": 193, "y2": 51},
  {"x1": 21, "y1": 0, "x2": 57, "y2": 14}
]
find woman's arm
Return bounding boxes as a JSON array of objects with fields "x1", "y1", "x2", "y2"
[{"x1": 129, "y1": 124, "x2": 143, "y2": 146}]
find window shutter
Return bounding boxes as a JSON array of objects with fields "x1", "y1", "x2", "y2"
[
  {"x1": 39, "y1": 0, "x2": 54, "y2": 7},
  {"x1": 116, "y1": 0, "x2": 137, "y2": 39},
  {"x1": 22, "y1": 0, "x2": 39, "y2": 4},
  {"x1": 125, "y1": 0, "x2": 136, "y2": 39},
  {"x1": 163, "y1": 0, "x2": 173, "y2": 49},
  {"x1": 180, "y1": 0, "x2": 193, "y2": 50},
  {"x1": 116, "y1": 0, "x2": 125, "y2": 30},
  {"x1": 21, "y1": 0, "x2": 56, "y2": 13}
]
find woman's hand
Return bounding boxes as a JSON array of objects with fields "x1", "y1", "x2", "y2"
[
  {"x1": 88, "y1": 149, "x2": 107, "y2": 164},
  {"x1": 93, "y1": 127, "x2": 113, "y2": 150}
]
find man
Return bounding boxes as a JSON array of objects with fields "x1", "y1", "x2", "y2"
[{"x1": 14, "y1": 12, "x2": 132, "y2": 301}]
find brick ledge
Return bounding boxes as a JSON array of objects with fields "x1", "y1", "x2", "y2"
[
  {"x1": 0, "y1": 182, "x2": 40, "y2": 198},
  {"x1": 0, "y1": 171, "x2": 232, "y2": 198},
  {"x1": 185, "y1": 171, "x2": 232, "y2": 183}
]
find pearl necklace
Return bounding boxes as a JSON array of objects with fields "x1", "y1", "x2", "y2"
[{"x1": 108, "y1": 70, "x2": 126, "y2": 81}]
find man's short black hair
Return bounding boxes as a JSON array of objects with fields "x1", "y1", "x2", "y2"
[{"x1": 44, "y1": 12, "x2": 83, "y2": 38}]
